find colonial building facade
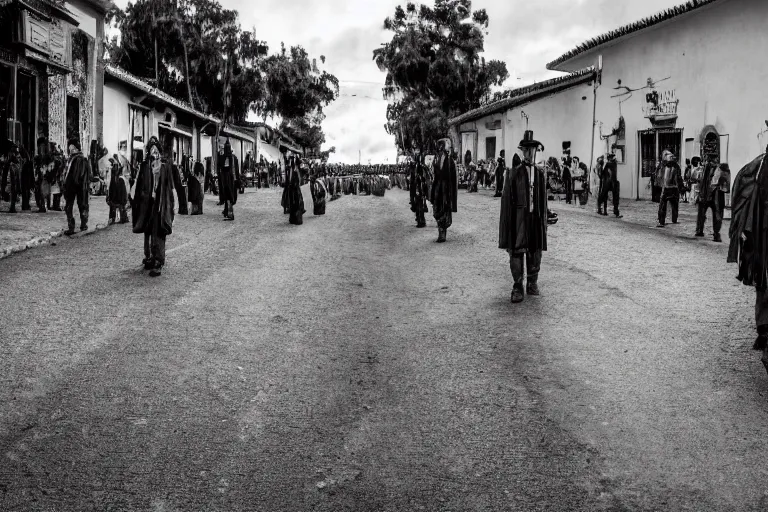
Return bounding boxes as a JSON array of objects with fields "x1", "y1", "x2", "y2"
[{"x1": 452, "y1": 0, "x2": 762, "y2": 201}]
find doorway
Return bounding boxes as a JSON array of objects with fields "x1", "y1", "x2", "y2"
[
  {"x1": 485, "y1": 136, "x2": 496, "y2": 161},
  {"x1": 66, "y1": 95, "x2": 80, "y2": 144},
  {"x1": 16, "y1": 71, "x2": 35, "y2": 156},
  {"x1": 638, "y1": 128, "x2": 683, "y2": 199},
  {"x1": 0, "y1": 62, "x2": 12, "y2": 144}
]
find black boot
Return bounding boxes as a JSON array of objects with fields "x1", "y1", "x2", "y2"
[
  {"x1": 510, "y1": 283, "x2": 524, "y2": 303},
  {"x1": 437, "y1": 228, "x2": 446, "y2": 243},
  {"x1": 526, "y1": 277, "x2": 540, "y2": 296}
]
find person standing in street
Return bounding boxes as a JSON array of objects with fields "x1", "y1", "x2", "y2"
[
  {"x1": 409, "y1": 154, "x2": 429, "y2": 228},
  {"x1": 132, "y1": 136, "x2": 175, "y2": 277},
  {"x1": 695, "y1": 157, "x2": 724, "y2": 241},
  {"x1": 310, "y1": 170, "x2": 327, "y2": 215},
  {"x1": 657, "y1": 150, "x2": 683, "y2": 227},
  {"x1": 430, "y1": 138, "x2": 458, "y2": 243},
  {"x1": 218, "y1": 139, "x2": 237, "y2": 221},
  {"x1": 601, "y1": 152, "x2": 622, "y2": 218},
  {"x1": 188, "y1": 159, "x2": 205, "y2": 215},
  {"x1": 594, "y1": 155, "x2": 605, "y2": 214},
  {"x1": 1, "y1": 140, "x2": 20, "y2": 213},
  {"x1": 34, "y1": 137, "x2": 52, "y2": 213},
  {"x1": 499, "y1": 130, "x2": 547, "y2": 303},
  {"x1": 286, "y1": 156, "x2": 306, "y2": 225},
  {"x1": 107, "y1": 155, "x2": 129, "y2": 224},
  {"x1": 62, "y1": 138, "x2": 90, "y2": 235}
]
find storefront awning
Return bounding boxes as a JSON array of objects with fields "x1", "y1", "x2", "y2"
[{"x1": 259, "y1": 143, "x2": 281, "y2": 164}]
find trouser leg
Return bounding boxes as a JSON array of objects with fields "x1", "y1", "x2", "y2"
[
  {"x1": 526, "y1": 250, "x2": 542, "y2": 283},
  {"x1": 64, "y1": 195, "x2": 76, "y2": 231},
  {"x1": 711, "y1": 200, "x2": 722, "y2": 236},
  {"x1": 509, "y1": 252, "x2": 524, "y2": 286},
  {"x1": 658, "y1": 193, "x2": 668, "y2": 224},
  {"x1": 756, "y1": 289, "x2": 768, "y2": 333},
  {"x1": 612, "y1": 184, "x2": 620, "y2": 215},
  {"x1": 670, "y1": 190, "x2": 679, "y2": 223},
  {"x1": 696, "y1": 202, "x2": 707, "y2": 234},
  {"x1": 144, "y1": 232, "x2": 151, "y2": 260},
  {"x1": 120, "y1": 205, "x2": 128, "y2": 222},
  {"x1": 52, "y1": 194, "x2": 61, "y2": 210},
  {"x1": 77, "y1": 190, "x2": 89, "y2": 230},
  {"x1": 109, "y1": 205, "x2": 117, "y2": 223}
]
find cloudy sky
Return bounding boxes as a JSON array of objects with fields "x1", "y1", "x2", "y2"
[{"x1": 116, "y1": 0, "x2": 686, "y2": 163}]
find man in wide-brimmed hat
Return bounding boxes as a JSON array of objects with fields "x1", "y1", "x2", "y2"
[
  {"x1": 430, "y1": 137, "x2": 458, "y2": 243},
  {"x1": 499, "y1": 130, "x2": 548, "y2": 303}
]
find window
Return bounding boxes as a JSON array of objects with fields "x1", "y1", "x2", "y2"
[{"x1": 485, "y1": 136, "x2": 496, "y2": 160}]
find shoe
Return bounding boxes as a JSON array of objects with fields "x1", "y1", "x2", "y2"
[
  {"x1": 695, "y1": 232, "x2": 705, "y2": 237},
  {"x1": 437, "y1": 228, "x2": 446, "y2": 243},
  {"x1": 144, "y1": 258, "x2": 155, "y2": 270},
  {"x1": 38, "y1": 208, "x2": 46, "y2": 213},
  {"x1": 51, "y1": 207, "x2": 62, "y2": 211},
  {"x1": 417, "y1": 223, "x2": 426, "y2": 228},
  {"x1": 8, "y1": 208, "x2": 16, "y2": 213},
  {"x1": 657, "y1": 223, "x2": 665, "y2": 228},
  {"x1": 510, "y1": 286, "x2": 524, "y2": 303},
  {"x1": 149, "y1": 267, "x2": 162, "y2": 277},
  {"x1": 526, "y1": 281, "x2": 540, "y2": 296},
  {"x1": 753, "y1": 335, "x2": 767, "y2": 351},
  {"x1": 672, "y1": 221, "x2": 678, "y2": 224},
  {"x1": 80, "y1": 225, "x2": 88, "y2": 232},
  {"x1": 713, "y1": 234, "x2": 722, "y2": 243},
  {"x1": 615, "y1": 214, "x2": 623, "y2": 218},
  {"x1": 108, "y1": 219, "x2": 115, "y2": 226},
  {"x1": 601, "y1": 212, "x2": 608, "y2": 216}
]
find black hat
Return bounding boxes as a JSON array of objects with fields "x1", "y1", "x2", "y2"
[{"x1": 518, "y1": 130, "x2": 544, "y2": 151}]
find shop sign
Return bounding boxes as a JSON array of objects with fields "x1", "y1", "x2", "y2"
[{"x1": 644, "y1": 89, "x2": 678, "y2": 119}]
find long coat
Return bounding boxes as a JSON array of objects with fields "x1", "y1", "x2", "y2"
[
  {"x1": 430, "y1": 151, "x2": 458, "y2": 212},
  {"x1": 132, "y1": 159, "x2": 175, "y2": 236},
  {"x1": 218, "y1": 153, "x2": 238, "y2": 204},
  {"x1": 499, "y1": 162, "x2": 547, "y2": 254},
  {"x1": 62, "y1": 153, "x2": 90, "y2": 199}
]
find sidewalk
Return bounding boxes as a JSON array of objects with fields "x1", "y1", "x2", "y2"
[
  {"x1": 549, "y1": 194, "x2": 731, "y2": 241},
  {"x1": 0, "y1": 197, "x2": 112, "y2": 259}
]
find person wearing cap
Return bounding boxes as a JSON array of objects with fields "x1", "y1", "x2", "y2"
[
  {"x1": 499, "y1": 130, "x2": 547, "y2": 303},
  {"x1": 61, "y1": 138, "x2": 91, "y2": 235},
  {"x1": 656, "y1": 150, "x2": 684, "y2": 227},
  {"x1": 218, "y1": 138, "x2": 237, "y2": 220},
  {"x1": 1, "y1": 140, "x2": 20, "y2": 213},
  {"x1": 132, "y1": 136, "x2": 175, "y2": 276},
  {"x1": 430, "y1": 137, "x2": 458, "y2": 243}
]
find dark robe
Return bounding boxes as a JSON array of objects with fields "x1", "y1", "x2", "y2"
[
  {"x1": 107, "y1": 161, "x2": 128, "y2": 206},
  {"x1": 172, "y1": 163, "x2": 188, "y2": 214},
  {"x1": 132, "y1": 159, "x2": 175, "y2": 236},
  {"x1": 218, "y1": 153, "x2": 238, "y2": 205},
  {"x1": 499, "y1": 162, "x2": 547, "y2": 254},
  {"x1": 287, "y1": 168, "x2": 305, "y2": 225},
  {"x1": 430, "y1": 151, "x2": 458, "y2": 227},
  {"x1": 62, "y1": 154, "x2": 91, "y2": 201},
  {"x1": 310, "y1": 176, "x2": 327, "y2": 215},
  {"x1": 188, "y1": 161, "x2": 205, "y2": 214}
]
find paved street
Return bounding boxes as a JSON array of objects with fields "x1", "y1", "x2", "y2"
[{"x1": 0, "y1": 186, "x2": 766, "y2": 511}]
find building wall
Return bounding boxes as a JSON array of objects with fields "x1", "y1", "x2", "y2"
[
  {"x1": 102, "y1": 81, "x2": 132, "y2": 155},
  {"x1": 557, "y1": 0, "x2": 766, "y2": 198},
  {"x1": 502, "y1": 83, "x2": 594, "y2": 167}
]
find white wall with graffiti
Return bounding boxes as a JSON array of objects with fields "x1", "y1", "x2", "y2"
[{"x1": 552, "y1": 0, "x2": 768, "y2": 199}]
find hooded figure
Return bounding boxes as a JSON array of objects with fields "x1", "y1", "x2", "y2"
[
  {"x1": 218, "y1": 138, "x2": 237, "y2": 220},
  {"x1": 499, "y1": 130, "x2": 547, "y2": 303},
  {"x1": 132, "y1": 136, "x2": 175, "y2": 277},
  {"x1": 310, "y1": 171, "x2": 327, "y2": 215},
  {"x1": 430, "y1": 137, "x2": 458, "y2": 243},
  {"x1": 286, "y1": 156, "x2": 306, "y2": 225},
  {"x1": 62, "y1": 138, "x2": 91, "y2": 235}
]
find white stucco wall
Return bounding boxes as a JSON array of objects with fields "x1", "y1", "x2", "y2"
[
  {"x1": 102, "y1": 81, "x2": 132, "y2": 155},
  {"x1": 555, "y1": 0, "x2": 767, "y2": 198},
  {"x1": 503, "y1": 83, "x2": 594, "y2": 167}
]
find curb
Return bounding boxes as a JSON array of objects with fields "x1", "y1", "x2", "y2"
[{"x1": 0, "y1": 222, "x2": 110, "y2": 261}]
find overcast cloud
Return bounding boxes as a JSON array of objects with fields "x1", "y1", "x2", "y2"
[{"x1": 114, "y1": 0, "x2": 686, "y2": 163}]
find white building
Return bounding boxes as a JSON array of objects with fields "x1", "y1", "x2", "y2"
[{"x1": 452, "y1": 0, "x2": 765, "y2": 200}]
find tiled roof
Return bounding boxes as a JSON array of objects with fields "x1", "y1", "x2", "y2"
[
  {"x1": 104, "y1": 64, "x2": 219, "y2": 124},
  {"x1": 448, "y1": 68, "x2": 595, "y2": 126},
  {"x1": 546, "y1": 0, "x2": 724, "y2": 70},
  {"x1": 221, "y1": 126, "x2": 254, "y2": 142}
]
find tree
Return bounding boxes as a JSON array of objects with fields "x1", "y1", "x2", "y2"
[{"x1": 373, "y1": 0, "x2": 508, "y2": 153}]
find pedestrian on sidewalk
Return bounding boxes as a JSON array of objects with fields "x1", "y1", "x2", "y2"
[
  {"x1": 62, "y1": 138, "x2": 90, "y2": 235},
  {"x1": 1, "y1": 140, "x2": 20, "y2": 213},
  {"x1": 188, "y1": 160, "x2": 205, "y2": 215},
  {"x1": 595, "y1": 155, "x2": 605, "y2": 214},
  {"x1": 19, "y1": 146, "x2": 33, "y2": 211},
  {"x1": 107, "y1": 155, "x2": 129, "y2": 224},
  {"x1": 430, "y1": 137, "x2": 458, "y2": 243},
  {"x1": 494, "y1": 150, "x2": 506, "y2": 198},
  {"x1": 172, "y1": 155, "x2": 189, "y2": 216},
  {"x1": 132, "y1": 136, "x2": 175, "y2": 277},
  {"x1": 598, "y1": 153, "x2": 621, "y2": 217},
  {"x1": 695, "y1": 157, "x2": 725, "y2": 241},
  {"x1": 34, "y1": 137, "x2": 52, "y2": 213},
  {"x1": 499, "y1": 130, "x2": 547, "y2": 303},
  {"x1": 657, "y1": 150, "x2": 683, "y2": 227}
]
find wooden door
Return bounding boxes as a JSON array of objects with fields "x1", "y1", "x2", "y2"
[{"x1": 485, "y1": 136, "x2": 496, "y2": 161}]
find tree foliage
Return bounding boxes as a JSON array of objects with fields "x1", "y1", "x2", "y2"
[
  {"x1": 108, "y1": 0, "x2": 338, "y2": 147},
  {"x1": 373, "y1": 0, "x2": 508, "y2": 153}
]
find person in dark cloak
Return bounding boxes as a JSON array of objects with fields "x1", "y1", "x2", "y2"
[
  {"x1": 34, "y1": 137, "x2": 52, "y2": 212},
  {"x1": 132, "y1": 136, "x2": 175, "y2": 277},
  {"x1": 695, "y1": 156, "x2": 727, "y2": 241},
  {"x1": 107, "y1": 155, "x2": 129, "y2": 224},
  {"x1": 62, "y1": 138, "x2": 90, "y2": 235},
  {"x1": 656, "y1": 150, "x2": 683, "y2": 227},
  {"x1": 599, "y1": 153, "x2": 621, "y2": 218},
  {"x1": 172, "y1": 154, "x2": 188, "y2": 215},
  {"x1": 188, "y1": 160, "x2": 205, "y2": 215},
  {"x1": 494, "y1": 150, "x2": 506, "y2": 198},
  {"x1": 499, "y1": 130, "x2": 547, "y2": 303},
  {"x1": 594, "y1": 155, "x2": 605, "y2": 214},
  {"x1": 728, "y1": 148, "x2": 768, "y2": 371},
  {"x1": 19, "y1": 145, "x2": 33, "y2": 210},
  {"x1": 286, "y1": 157, "x2": 306, "y2": 225},
  {"x1": 281, "y1": 156, "x2": 291, "y2": 214},
  {"x1": 430, "y1": 138, "x2": 458, "y2": 243},
  {"x1": 218, "y1": 139, "x2": 237, "y2": 221},
  {"x1": 310, "y1": 170, "x2": 327, "y2": 215},
  {"x1": 562, "y1": 157, "x2": 573, "y2": 204},
  {"x1": 409, "y1": 154, "x2": 429, "y2": 228}
]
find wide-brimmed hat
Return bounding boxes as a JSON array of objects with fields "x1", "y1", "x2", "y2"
[{"x1": 518, "y1": 130, "x2": 544, "y2": 151}]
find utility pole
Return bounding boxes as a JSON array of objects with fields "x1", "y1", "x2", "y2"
[{"x1": 589, "y1": 56, "x2": 602, "y2": 195}]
